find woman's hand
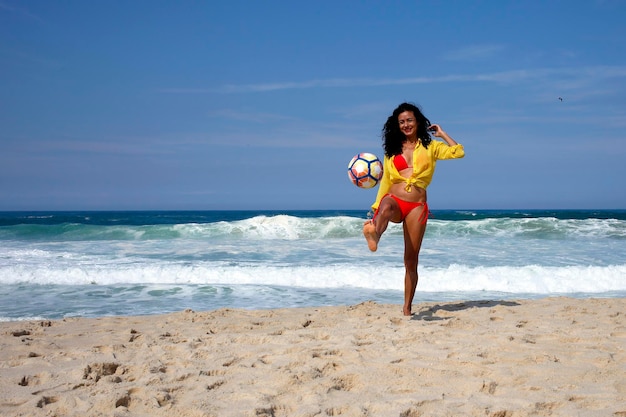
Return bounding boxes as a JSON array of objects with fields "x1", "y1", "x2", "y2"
[
  {"x1": 429, "y1": 124, "x2": 458, "y2": 146},
  {"x1": 428, "y1": 124, "x2": 445, "y2": 137}
]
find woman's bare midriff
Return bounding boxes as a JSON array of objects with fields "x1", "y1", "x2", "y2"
[{"x1": 388, "y1": 182, "x2": 427, "y2": 203}]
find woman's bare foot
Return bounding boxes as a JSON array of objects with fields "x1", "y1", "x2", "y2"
[
  {"x1": 363, "y1": 221, "x2": 379, "y2": 252},
  {"x1": 403, "y1": 306, "x2": 412, "y2": 316}
]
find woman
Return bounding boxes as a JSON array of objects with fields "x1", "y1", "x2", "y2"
[{"x1": 363, "y1": 102, "x2": 465, "y2": 316}]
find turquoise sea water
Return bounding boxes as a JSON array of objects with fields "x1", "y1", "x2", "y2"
[{"x1": 1, "y1": 209, "x2": 625, "y2": 320}]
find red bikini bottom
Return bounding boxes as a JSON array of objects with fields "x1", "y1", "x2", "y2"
[{"x1": 374, "y1": 194, "x2": 429, "y2": 224}]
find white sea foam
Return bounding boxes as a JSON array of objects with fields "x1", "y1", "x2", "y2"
[{"x1": 2, "y1": 263, "x2": 625, "y2": 294}]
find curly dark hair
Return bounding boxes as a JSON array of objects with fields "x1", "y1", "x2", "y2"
[{"x1": 382, "y1": 102, "x2": 432, "y2": 157}]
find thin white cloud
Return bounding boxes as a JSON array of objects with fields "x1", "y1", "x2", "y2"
[
  {"x1": 0, "y1": 1, "x2": 43, "y2": 22},
  {"x1": 207, "y1": 109, "x2": 297, "y2": 123},
  {"x1": 10, "y1": 51, "x2": 63, "y2": 69},
  {"x1": 160, "y1": 65, "x2": 626, "y2": 94},
  {"x1": 159, "y1": 75, "x2": 482, "y2": 94},
  {"x1": 3, "y1": 134, "x2": 182, "y2": 157},
  {"x1": 442, "y1": 44, "x2": 504, "y2": 61},
  {"x1": 221, "y1": 76, "x2": 460, "y2": 92}
]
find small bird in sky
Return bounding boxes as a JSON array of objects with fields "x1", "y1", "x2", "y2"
[{"x1": 558, "y1": 97, "x2": 563, "y2": 102}]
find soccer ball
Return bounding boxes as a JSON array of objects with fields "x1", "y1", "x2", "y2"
[{"x1": 347, "y1": 152, "x2": 383, "y2": 189}]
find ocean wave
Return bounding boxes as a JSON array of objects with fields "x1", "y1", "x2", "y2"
[
  {"x1": 1, "y1": 215, "x2": 625, "y2": 241},
  {"x1": 427, "y1": 217, "x2": 626, "y2": 239},
  {"x1": 2, "y1": 263, "x2": 625, "y2": 294}
]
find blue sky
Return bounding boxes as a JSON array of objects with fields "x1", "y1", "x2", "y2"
[{"x1": 1, "y1": 0, "x2": 625, "y2": 211}]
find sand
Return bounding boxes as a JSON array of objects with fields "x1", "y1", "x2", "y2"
[{"x1": 1, "y1": 297, "x2": 625, "y2": 417}]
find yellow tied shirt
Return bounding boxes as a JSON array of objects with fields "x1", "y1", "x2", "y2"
[{"x1": 371, "y1": 140, "x2": 465, "y2": 211}]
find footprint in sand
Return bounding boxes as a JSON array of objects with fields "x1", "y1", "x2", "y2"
[
  {"x1": 83, "y1": 362, "x2": 121, "y2": 382},
  {"x1": 36, "y1": 396, "x2": 58, "y2": 408}
]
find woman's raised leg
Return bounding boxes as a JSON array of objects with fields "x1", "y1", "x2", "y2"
[{"x1": 363, "y1": 196, "x2": 400, "y2": 252}]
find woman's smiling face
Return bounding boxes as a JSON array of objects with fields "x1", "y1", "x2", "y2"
[{"x1": 398, "y1": 111, "x2": 417, "y2": 139}]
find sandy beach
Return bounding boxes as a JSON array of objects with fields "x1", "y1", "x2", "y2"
[{"x1": 1, "y1": 297, "x2": 625, "y2": 417}]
